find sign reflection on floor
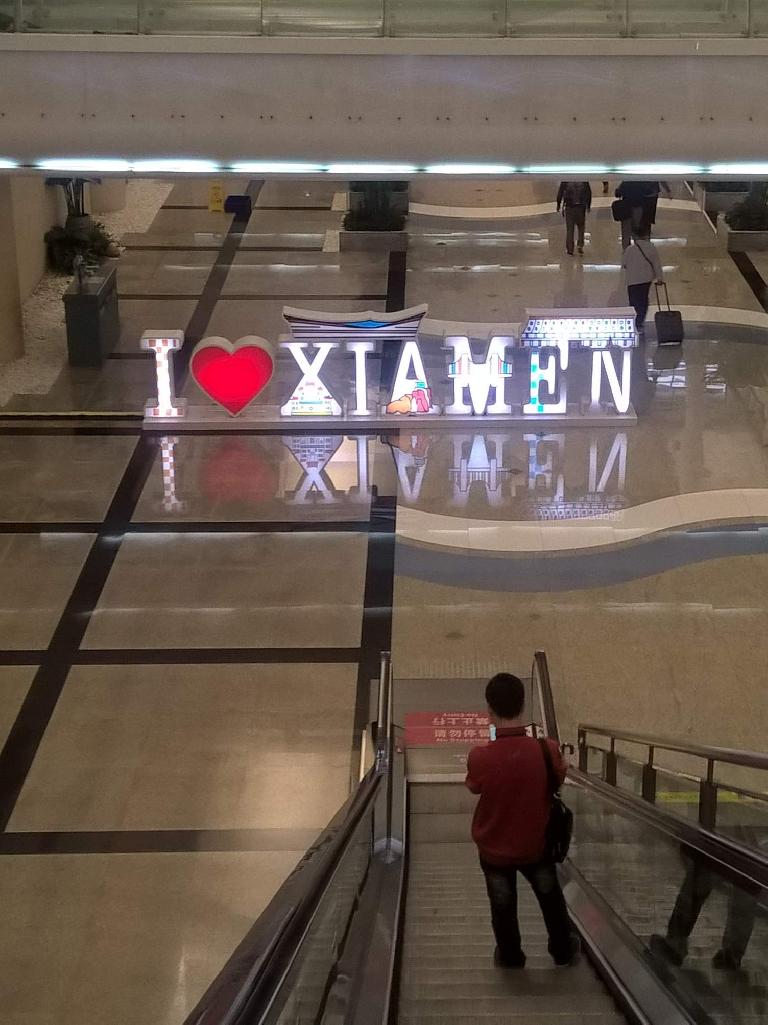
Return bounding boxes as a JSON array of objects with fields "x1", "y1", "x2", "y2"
[{"x1": 157, "y1": 431, "x2": 628, "y2": 519}]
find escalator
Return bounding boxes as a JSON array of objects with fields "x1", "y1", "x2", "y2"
[{"x1": 184, "y1": 652, "x2": 768, "y2": 1025}]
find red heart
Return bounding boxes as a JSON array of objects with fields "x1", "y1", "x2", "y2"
[
  {"x1": 190, "y1": 336, "x2": 274, "y2": 416},
  {"x1": 199, "y1": 439, "x2": 278, "y2": 505}
]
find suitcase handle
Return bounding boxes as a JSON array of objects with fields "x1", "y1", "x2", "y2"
[{"x1": 654, "y1": 281, "x2": 671, "y2": 311}]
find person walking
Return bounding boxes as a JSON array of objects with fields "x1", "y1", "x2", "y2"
[
  {"x1": 622, "y1": 233, "x2": 664, "y2": 334},
  {"x1": 556, "y1": 180, "x2": 592, "y2": 256},
  {"x1": 466, "y1": 673, "x2": 580, "y2": 968},
  {"x1": 615, "y1": 180, "x2": 661, "y2": 249}
]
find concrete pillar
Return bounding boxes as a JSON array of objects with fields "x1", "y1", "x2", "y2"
[
  {"x1": 89, "y1": 179, "x2": 127, "y2": 214},
  {"x1": 0, "y1": 177, "x2": 24, "y2": 363}
]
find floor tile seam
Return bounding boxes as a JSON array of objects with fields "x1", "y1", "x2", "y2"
[
  {"x1": 117, "y1": 292, "x2": 389, "y2": 301},
  {"x1": 729, "y1": 250, "x2": 768, "y2": 315},
  {"x1": 175, "y1": 179, "x2": 264, "y2": 385},
  {"x1": 0, "y1": 435, "x2": 158, "y2": 829},
  {"x1": 350, "y1": 250, "x2": 405, "y2": 784},
  {"x1": 124, "y1": 246, "x2": 325, "y2": 253},
  {"x1": 0, "y1": 522, "x2": 375, "y2": 534},
  {"x1": 0, "y1": 648, "x2": 363, "y2": 668},
  {"x1": 0, "y1": 426, "x2": 142, "y2": 436},
  {"x1": 0, "y1": 828, "x2": 320, "y2": 855},
  {"x1": 69, "y1": 647, "x2": 362, "y2": 664}
]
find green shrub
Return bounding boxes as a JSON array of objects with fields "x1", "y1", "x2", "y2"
[
  {"x1": 45, "y1": 221, "x2": 119, "y2": 274},
  {"x1": 725, "y1": 184, "x2": 768, "y2": 231}
]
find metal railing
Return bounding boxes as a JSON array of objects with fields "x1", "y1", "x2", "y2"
[
  {"x1": 4, "y1": 0, "x2": 768, "y2": 38},
  {"x1": 578, "y1": 723, "x2": 768, "y2": 832}
]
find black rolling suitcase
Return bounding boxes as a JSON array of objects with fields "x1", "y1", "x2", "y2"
[{"x1": 654, "y1": 283, "x2": 684, "y2": 346}]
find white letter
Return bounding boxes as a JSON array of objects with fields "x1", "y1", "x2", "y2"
[
  {"x1": 588, "y1": 432, "x2": 628, "y2": 493},
  {"x1": 444, "y1": 336, "x2": 513, "y2": 416},
  {"x1": 142, "y1": 331, "x2": 186, "y2": 419},
  {"x1": 280, "y1": 342, "x2": 341, "y2": 416},
  {"x1": 345, "y1": 341, "x2": 376, "y2": 416},
  {"x1": 390, "y1": 340, "x2": 430, "y2": 404},
  {"x1": 159, "y1": 435, "x2": 186, "y2": 513},
  {"x1": 591, "y1": 350, "x2": 632, "y2": 414}
]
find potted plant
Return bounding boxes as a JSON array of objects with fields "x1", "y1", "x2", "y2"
[
  {"x1": 341, "y1": 180, "x2": 409, "y2": 251},
  {"x1": 723, "y1": 183, "x2": 768, "y2": 251},
  {"x1": 44, "y1": 176, "x2": 120, "y2": 273}
]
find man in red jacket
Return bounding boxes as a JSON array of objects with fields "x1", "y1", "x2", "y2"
[{"x1": 466, "y1": 672, "x2": 579, "y2": 968}]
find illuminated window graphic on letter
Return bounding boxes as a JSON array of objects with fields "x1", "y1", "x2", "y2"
[
  {"x1": 280, "y1": 342, "x2": 341, "y2": 416},
  {"x1": 524, "y1": 338, "x2": 569, "y2": 415},
  {"x1": 444, "y1": 337, "x2": 513, "y2": 415},
  {"x1": 142, "y1": 331, "x2": 186, "y2": 419},
  {"x1": 283, "y1": 435, "x2": 343, "y2": 504},
  {"x1": 448, "y1": 434, "x2": 512, "y2": 508}
]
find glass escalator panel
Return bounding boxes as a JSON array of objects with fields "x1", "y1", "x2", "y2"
[
  {"x1": 262, "y1": 805, "x2": 375, "y2": 1025},
  {"x1": 564, "y1": 784, "x2": 768, "y2": 1025}
]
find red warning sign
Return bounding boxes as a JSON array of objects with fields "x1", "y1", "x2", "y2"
[{"x1": 405, "y1": 710, "x2": 490, "y2": 746}]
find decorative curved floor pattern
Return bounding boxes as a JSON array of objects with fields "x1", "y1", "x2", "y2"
[
  {"x1": 397, "y1": 523, "x2": 768, "y2": 593},
  {"x1": 398, "y1": 489, "x2": 768, "y2": 554}
]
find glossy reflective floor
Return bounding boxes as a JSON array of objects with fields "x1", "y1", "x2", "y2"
[{"x1": 2, "y1": 178, "x2": 768, "y2": 1023}]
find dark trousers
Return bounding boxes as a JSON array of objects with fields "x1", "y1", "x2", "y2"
[
  {"x1": 480, "y1": 857, "x2": 573, "y2": 963},
  {"x1": 565, "y1": 206, "x2": 586, "y2": 254},
  {"x1": 666, "y1": 857, "x2": 757, "y2": 962},
  {"x1": 627, "y1": 281, "x2": 652, "y2": 331}
]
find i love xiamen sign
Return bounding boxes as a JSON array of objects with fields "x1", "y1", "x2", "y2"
[{"x1": 141, "y1": 303, "x2": 639, "y2": 426}]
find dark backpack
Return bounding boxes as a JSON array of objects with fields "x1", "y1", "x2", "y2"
[
  {"x1": 563, "y1": 182, "x2": 588, "y2": 208},
  {"x1": 539, "y1": 739, "x2": 573, "y2": 863}
]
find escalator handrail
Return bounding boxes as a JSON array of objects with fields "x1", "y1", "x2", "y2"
[
  {"x1": 531, "y1": 649, "x2": 560, "y2": 743},
  {"x1": 579, "y1": 723, "x2": 768, "y2": 772},
  {"x1": 183, "y1": 768, "x2": 382, "y2": 1025},
  {"x1": 569, "y1": 764, "x2": 768, "y2": 889}
]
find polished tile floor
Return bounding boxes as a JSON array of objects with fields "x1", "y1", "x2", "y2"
[{"x1": 2, "y1": 177, "x2": 768, "y2": 1024}]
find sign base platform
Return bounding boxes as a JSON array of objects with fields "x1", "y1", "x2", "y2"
[{"x1": 142, "y1": 403, "x2": 637, "y2": 432}]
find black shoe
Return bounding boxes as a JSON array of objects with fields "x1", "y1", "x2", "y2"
[
  {"x1": 649, "y1": 933, "x2": 685, "y2": 967},
  {"x1": 494, "y1": 946, "x2": 526, "y2": 969},
  {"x1": 577, "y1": 246, "x2": 584, "y2": 255},
  {"x1": 712, "y1": 948, "x2": 743, "y2": 971},
  {"x1": 552, "y1": 934, "x2": 581, "y2": 967}
]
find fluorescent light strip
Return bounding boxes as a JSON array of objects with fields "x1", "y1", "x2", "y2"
[
  {"x1": 231, "y1": 162, "x2": 324, "y2": 173},
  {"x1": 327, "y1": 163, "x2": 418, "y2": 174},
  {"x1": 525, "y1": 165, "x2": 609, "y2": 174},
  {"x1": 131, "y1": 159, "x2": 220, "y2": 173},
  {"x1": 37, "y1": 158, "x2": 132, "y2": 173},
  {"x1": 617, "y1": 163, "x2": 703, "y2": 175},
  {"x1": 425, "y1": 163, "x2": 517, "y2": 175},
  {"x1": 708, "y1": 163, "x2": 768, "y2": 175},
  {"x1": 8, "y1": 158, "x2": 768, "y2": 177}
]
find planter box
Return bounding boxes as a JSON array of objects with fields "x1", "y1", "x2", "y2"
[
  {"x1": 339, "y1": 230, "x2": 408, "y2": 252},
  {"x1": 721, "y1": 225, "x2": 768, "y2": 252},
  {"x1": 63, "y1": 264, "x2": 120, "y2": 366},
  {"x1": 693, "y1": 182, "x2": 749, "y2": 219}
]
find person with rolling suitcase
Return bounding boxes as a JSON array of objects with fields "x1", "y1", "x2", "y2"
[{"x1": 621, "y1": 232, "x2": 664, "y2": 335}]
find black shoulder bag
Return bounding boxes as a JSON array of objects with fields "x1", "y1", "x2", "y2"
[{"x1": 538, "y1": 739, "x2": 573, "y2": 863}]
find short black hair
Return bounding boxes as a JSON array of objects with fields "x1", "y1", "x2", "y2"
[{"x1": 485, "y1": 673, "x2": 525, "y2": 719}]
